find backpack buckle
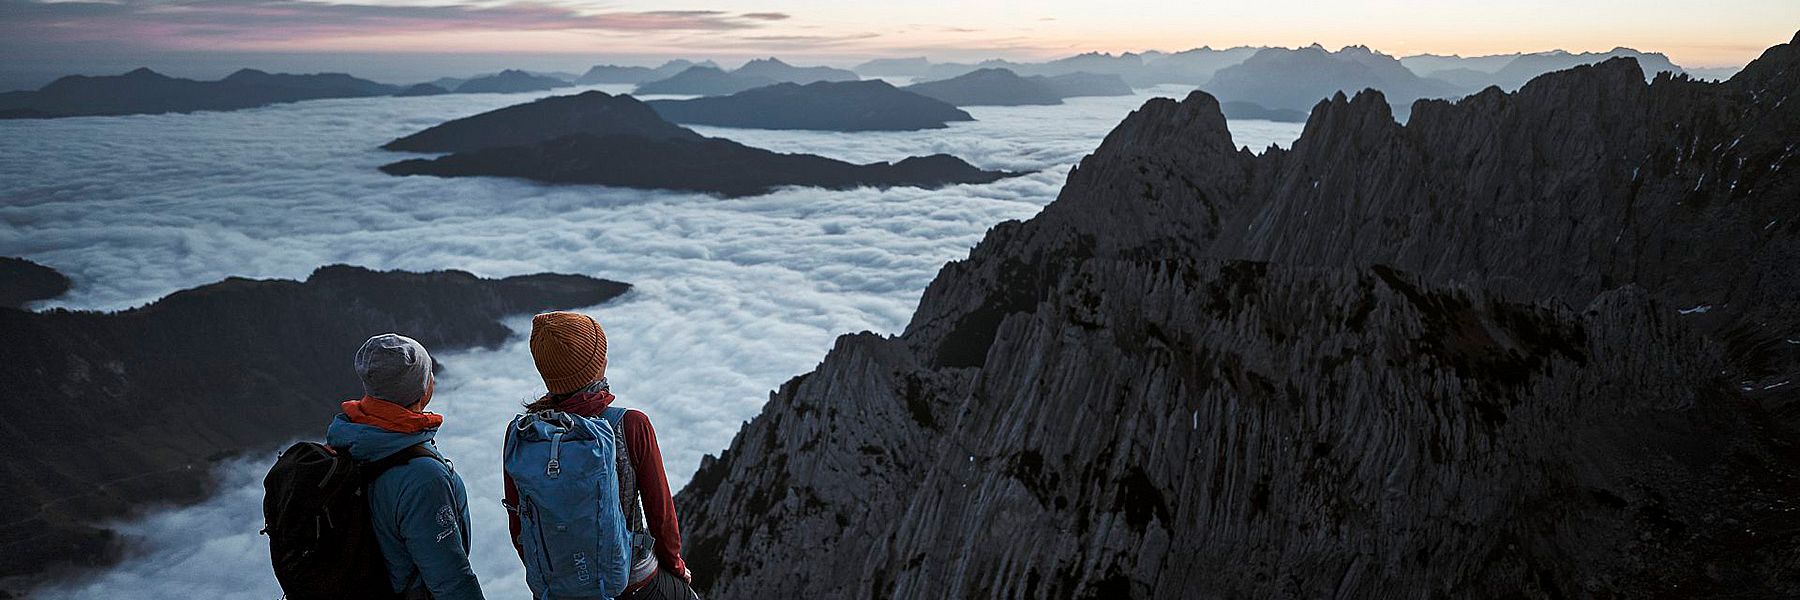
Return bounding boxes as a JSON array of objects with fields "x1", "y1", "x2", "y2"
[{"x1": 546, "y1": 458, "x2": 561, "y2": 477}]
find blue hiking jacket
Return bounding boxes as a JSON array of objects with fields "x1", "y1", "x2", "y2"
[{"x1": 326, "y1": 413, "x2": 486, "y2": 600}]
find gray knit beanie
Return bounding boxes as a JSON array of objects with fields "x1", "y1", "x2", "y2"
[{"x1": 354, "y1": 333, "x2": 433, "y2": 406}]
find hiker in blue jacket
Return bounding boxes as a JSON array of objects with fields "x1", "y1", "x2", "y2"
[{"x1": 324, "y1": 333, "x2": 487, "y2": 600}]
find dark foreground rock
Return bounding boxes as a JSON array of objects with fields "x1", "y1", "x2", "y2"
[
  {"x1": 674, "y1": 33, "x2": 1800, "y2": 598},
  {"x1": 0, "y1": 257, "x2": 71, "y2": 308},
  {"x1": 647, "y1": 80, "x2": 973, "y2": 131},
  {"x1": 0, "y1": 68, "x2": 400, "y2": 119},
  {"x1": 0, "y1": 265, "x2": 629, "y2": 585}
]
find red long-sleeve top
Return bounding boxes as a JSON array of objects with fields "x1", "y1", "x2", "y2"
[{"x1": 504, "y1": 389, "x2": 688, "y2": 580}]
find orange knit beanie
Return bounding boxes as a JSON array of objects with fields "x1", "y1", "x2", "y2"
[{"x1": 529, "y1": 311, "x2": 608, "y2": 394}]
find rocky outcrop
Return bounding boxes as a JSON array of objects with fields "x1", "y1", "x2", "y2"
[
  {"x1": 674, "y1": 33, "x2": 1800, "y2": 598},
  {"x1": 0, "y1": 257, "x2": 70, "y2": 308},
  {"x1": 0, "y1": 68, "x2": 400, "y2": 119},
  {"x1": 0, "y1": 265, "x2": 629, "y2": 583},
  {"x1": 452, "y1": 69, "x2": 570, "y2": 94},
  {"x1": 647, "y1": 80, "x2": 973, "y2": 131}
]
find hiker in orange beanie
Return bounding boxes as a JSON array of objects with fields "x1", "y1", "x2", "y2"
[{"x1": 504, "y1": 311, "x2": 699, "y2": 599}]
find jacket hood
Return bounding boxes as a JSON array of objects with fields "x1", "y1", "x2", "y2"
[{"x1": 325, "y1": 412, "x2": 439, "y2": 461}]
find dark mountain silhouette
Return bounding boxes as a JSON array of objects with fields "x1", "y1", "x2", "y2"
[
  {"x1": 395, "y1": 83, "x2": 449, "y2": 97},
  {"x1": 904, "y1": 68, "x2": 1064, "y2": 106},
  {"x1": 731, "y1": 58, "x2": 858, "y2": 83},
  {"x1": 383, "y1": 134, "x2": 1017, "y2": 197},
  {"x1": 0, "y1": 68, "x2": 400, "y2": 119},
  {"x1": 646, "y1": 80, "x2": 973, "y2": 131},
  {"x1": 0, "y1": 265, "x2": 629, "y2": 585},
  {"x1": 1219, "y1": 100, "x2": 1307, "y2": 122},
  {"x1": 577, "y1": 60, "x2": 715, "y2": 84},
  {"x1": 673, "y1": 33, "x2": 1800, "y2": 598},
  {"x1": 0, "y1": 257, "x2": 70, "y2": 308},
  {"x1": 1205, "y1": 44, "x2": 1459, "y2": 114},
  {"x1": 380, "y1": 90, "x2": 1015, "y2": 196},
  {"x1": 382, "y1": 90, "x2": 699, "y2": 153},
  {"x1": 634, "y1": 66, "x2": 777, "y2": 96},
  {"x1": 217, "y1": 68, "x2": 396, "y2": 96},
  {"x1": 452, "y1": 69, "x2": 570, "y2": 94}
]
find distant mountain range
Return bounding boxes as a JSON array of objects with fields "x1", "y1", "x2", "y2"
[
  {"x1": 1, "y1": 43, "x2": 1718, "y2": 121},
  {"x1": 0, "y1": 263, "x2": 630, "y2": 583},
  {"x1": 634, "y1": 58, "x2": 859, "y2": 96},
  {"x1": 859, "y1": 44, "x2": 1705, "y2": 118},
  {"x1": 578, "y1": 60, "x2": 717, "y2": 84},
  {"x1": 0, "y1": 68, "x2": 404, "y2": 119},
  {"x1": 902, "y1": 68, "x2": 1133, "y2": 106},
  {"x1": 450, "y1": 69, "x2": 571, "y2": 94},
  {"x1": 647, "y1": 80, "x2": 974, "y2": 131},
  {"x1": 0, "y1": 66, "x2": 584, "y2": 119},
  {"x1": 1403, "y1": 47, "x2": 1687, "y2": 91},
  {"x1": 379, "y1": 90, "x2": 1019, "y2": 196}
]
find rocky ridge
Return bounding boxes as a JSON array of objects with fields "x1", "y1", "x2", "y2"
[{"x1": 673, "y1": 33, "x2": 1800, "y2": 598}]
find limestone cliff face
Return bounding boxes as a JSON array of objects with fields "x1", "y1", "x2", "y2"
[{"x1": 675, "y1": 33, "x2": 1800, "y2": 599}]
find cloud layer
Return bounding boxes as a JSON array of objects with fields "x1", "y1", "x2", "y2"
[{"x1": 1, "y1": 83, "x2": 1300, "y2": 598}]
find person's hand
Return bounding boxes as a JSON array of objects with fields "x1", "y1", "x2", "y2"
[{"x1": 674, "y1": 565, "x2": 692, "y2": 583}]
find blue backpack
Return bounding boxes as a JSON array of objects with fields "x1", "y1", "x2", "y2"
[{"x1": 504, "y1": 408, "x2": 633, "y2": 599}]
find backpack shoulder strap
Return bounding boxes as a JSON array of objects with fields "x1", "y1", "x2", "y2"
[
  {"x1": 363, "y1": 444, "x2": 436, "y2": 481},
  {"x1": 600, "y1": 406, "x2": 629, "y2": 430}
]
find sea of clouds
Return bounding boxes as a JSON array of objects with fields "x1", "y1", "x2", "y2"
[{"x1": 0, "y1": 83, "x2": 1300, "y2": 599}]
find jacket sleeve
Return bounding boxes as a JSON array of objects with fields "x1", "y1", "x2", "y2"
[
  {"x1": 395, "y1": 464, "x2": 487, "y2": 600},
  {"x1": 623, "y1": 410, "x2": 689, "y2": 581}
]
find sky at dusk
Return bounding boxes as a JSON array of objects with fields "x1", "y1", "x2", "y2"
[{"x1": 2, "y1": 0, "x2": 1795, "y2": 84}]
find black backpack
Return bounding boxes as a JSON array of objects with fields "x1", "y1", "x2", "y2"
[{"x1": 263, "y1": 441, "x2": 435, "y2": 600}]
